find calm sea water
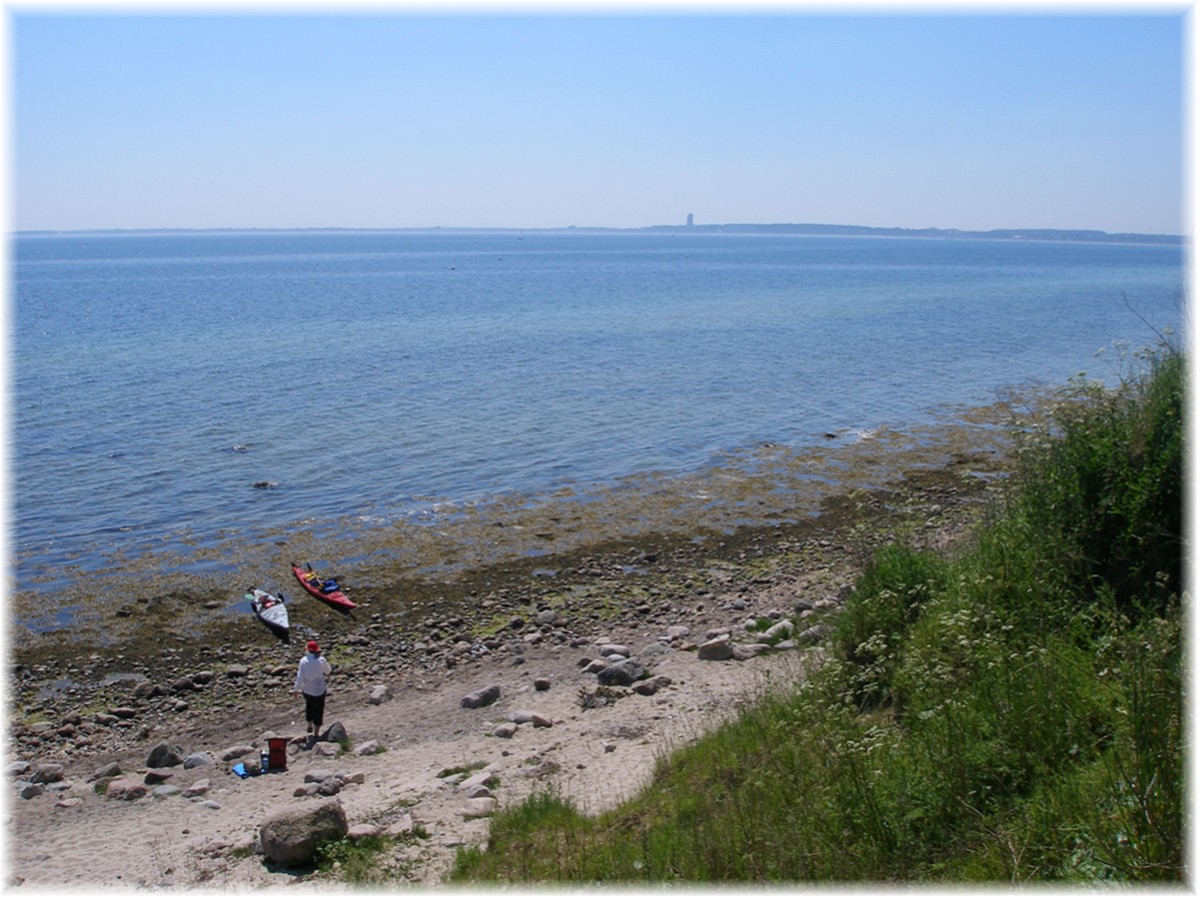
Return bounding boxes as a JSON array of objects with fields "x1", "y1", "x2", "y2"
[{"x1": 13, "y1": 230, "x2": 1184, "y2": 593}]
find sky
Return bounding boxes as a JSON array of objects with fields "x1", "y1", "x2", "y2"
[{"x1": 7, "y1": 4, "x2": 1190, "y2": 234}]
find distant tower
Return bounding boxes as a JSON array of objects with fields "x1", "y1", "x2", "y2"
[{"x1": 686, "y1": 213, "x2": 694, "y2": 227}]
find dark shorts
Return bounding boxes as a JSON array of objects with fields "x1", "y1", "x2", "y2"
[{"x1": 302, "y1": 691, "x2": 327, "y2": 727}]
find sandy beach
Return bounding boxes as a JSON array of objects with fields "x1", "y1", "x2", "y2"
[{"x1": 5, "y1": 418, "x2": 1015, "y2": 891}]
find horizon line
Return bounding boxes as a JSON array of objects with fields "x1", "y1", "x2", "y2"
[{"x1": 11, "y1": 221, "x2": 1186, "y2": 242}]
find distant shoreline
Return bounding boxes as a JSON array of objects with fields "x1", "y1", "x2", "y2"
[{"x1": 14, "y1": 222, "x2": 1185, "y2": 245}]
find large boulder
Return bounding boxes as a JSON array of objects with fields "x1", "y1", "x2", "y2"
[{"x1": 259, "y1": 798, "x2": 349, "y2": 866}]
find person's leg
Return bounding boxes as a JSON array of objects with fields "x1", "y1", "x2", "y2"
[
  {"x1": 312, "y1": 692, "x2": 327, "y2": 739},
  {"x1": 303, "y1": 693, "x2": 320, "y2": 747}
]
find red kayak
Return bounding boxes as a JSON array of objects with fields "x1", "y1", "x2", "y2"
[{"x1": 291, "y1": 562, "x2": 357, "y2": 614}]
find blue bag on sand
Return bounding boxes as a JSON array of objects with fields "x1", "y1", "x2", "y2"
[{"x1": 232, "y1": 762, "x2": 250, "y2": 779}]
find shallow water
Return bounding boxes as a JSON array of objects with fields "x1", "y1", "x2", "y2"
[{"x1": 14, "y1": 230, "x2": 1183, "y2": 616}]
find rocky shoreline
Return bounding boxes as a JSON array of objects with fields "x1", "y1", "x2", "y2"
[
  {"x1": 11, "y1": 438, "x2": 1007, "y2": 763},
  {"x1": 6, "y1": 416, "x2": 1019, "y2": 888}
]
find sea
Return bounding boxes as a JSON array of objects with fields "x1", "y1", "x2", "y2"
[{"x1": 12, "y1": 230, "x2": 1185, "y2": 610}]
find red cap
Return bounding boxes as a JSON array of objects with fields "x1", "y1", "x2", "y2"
[{"x1": 306, "y1": 640, "x2": 320, "y2": 653}]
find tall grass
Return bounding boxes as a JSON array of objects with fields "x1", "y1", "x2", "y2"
[{"x1": 450, "y1": 342, "x2": 1184, "y2": 885}]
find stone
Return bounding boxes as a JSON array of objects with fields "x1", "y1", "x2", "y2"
[
  {"x1": 225, "y1": 664, "x2": 250, "y2": 678},
  {"x1": 461, "y1": 797, "x2": 497, "y2": 819},
  {"x1": 147, "y1": 742, "x2": 185, "y2": 769},
  {"x1": 183, "y1": 752, "x2": 214, "y2": 769},
  {"x1": 91, "y1": 762, "x2": 121, "y2": 781},
  {"x1": 639, "y1": 642, "x2": 672, "y2": 657},
  {"x1": 106, "y1": 777, "x2": 149, "y2": 801},
  {"x1": 348, "y1": 823, "x2": 381, "y2": 841},
  {"x1": 732, "y1": 643, "x2": 771, "y2": 660},
  {"x1": 259, "y1": 798, "x2": 349, "y2": 865},
  {"x1": 598, "y1": 643, "x2": 631, "y2": 658},
  {"x1": 464, "y1": 783, "x2": 494, "y2": 799},
  {"x1": 632, "y1": 675, "x2": 674, "y2": 696},
  {"x1": 131, "y1": 681, "x2": 163, "y2": 699},
  {"x1": 5, "y1": 761, "x2": 31, "y2": 778},
  {"x1": 218, "y1": 745, "x2": 256, "y2": 762},
  {"x1": 763, "y1": 619, "x2": 795, "y2": 641},
  {"x1": 386, "y1": 814, "x2": 414, "y2": 836},
  {"x1": 152, "y1": 785, "x2": 183, "y2": 798},
  {"x1": 320, "y1": 722, "x2": 349, "y2": 745},
  {"x1": 316, "y1": 779, "x2": 342, "y2": 796},
  {"x1": 182, "y1": 778, "x2": 210, "y2": 798},
  {"x1": 368, "y1": 685, "x2": 392, "y2": 705},
  {"x1": 143, "y1": 768, "x2": 174, "y2": 785},
  {"x1": 30, "y1": 763, "x2": 64, "y2": 784},
  {"x1": 597, "y1": 659, "x2": 647, "y2": 686},
  {"x1": 19, "y1": 783, "x2": 44, "y2": 800},
  {"x1": 354, "y1": 740, "x2": 385, "y2": 756},
  {"x1": 459, "y1": 768, "x2": 498, "y2": 792},
  {"x1": 461, "y1": 685, "x2": 501, "y2": 709},
  {"x1": 492, "y1": 722, "x2": 518, "y2": 739},
  {"x1": 533, "y1": 677, "x2": 552, "y2": 691},
  {"x1": 796, "y1": 624, "x2": 832, "y2": 645},
  {"x1": 697, "y1": 636, "x2": 734, "y2": 661}
]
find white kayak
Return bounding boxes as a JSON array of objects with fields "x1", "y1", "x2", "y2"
[{"x1": 247, "y1": 588, "x2": 290, "y2": 643}]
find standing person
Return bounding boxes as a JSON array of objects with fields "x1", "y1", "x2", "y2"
[{"x1": 292, "y1": 640, "x2": 332, "y2": 749}]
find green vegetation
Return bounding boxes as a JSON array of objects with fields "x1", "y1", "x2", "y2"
[
  {"x1": 450, "y1": 343, "x2": 1183, "y2": 885},
  {"x1": 314, "y1": 834, "x2": 408, "y2": 885},
  {"x1": 437, "y1": 761, "x2": 488, "y2": 779}
]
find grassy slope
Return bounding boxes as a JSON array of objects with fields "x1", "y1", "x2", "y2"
[{"x1": 450, "y1": 344, "x2": 1184, "y2": 885}]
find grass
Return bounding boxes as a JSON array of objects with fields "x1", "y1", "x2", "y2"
[
  {"x1": 314, "y1": 834, "x2": 409, "y2": 885},
  {"x1": 449, "y1": 340, "x2": 1184, "y2": 886}
]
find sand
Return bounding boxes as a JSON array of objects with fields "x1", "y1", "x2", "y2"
[{"x1": 6, "y1": 599, "x2": 820, "y2": 891}]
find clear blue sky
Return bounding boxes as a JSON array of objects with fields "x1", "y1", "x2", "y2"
[{"x1": 10, "y1": 8, "x2": 1188, "y2": 234}]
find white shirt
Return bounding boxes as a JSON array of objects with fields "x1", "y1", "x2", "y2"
[{"x1": 293, "y1": 653, "x2": 331, "y2": 696}]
